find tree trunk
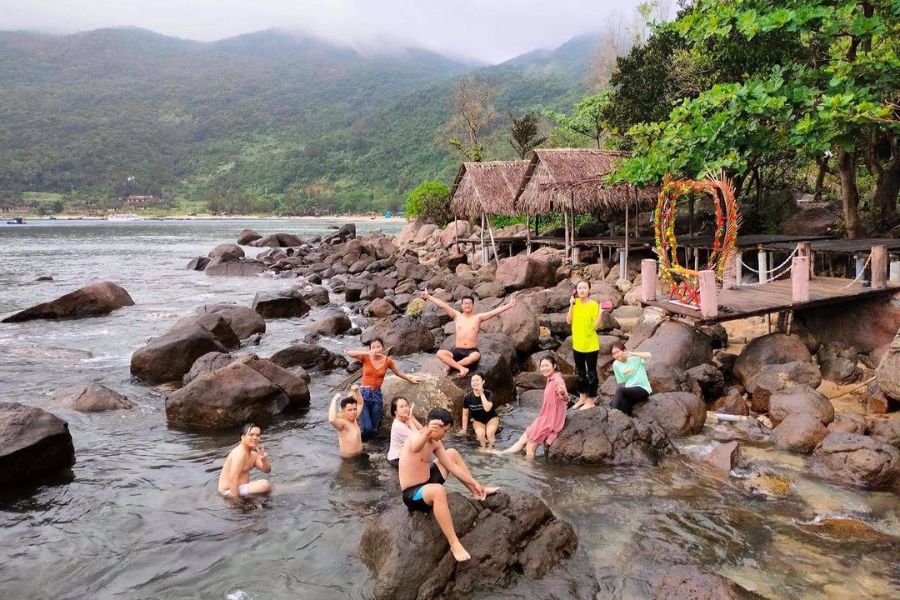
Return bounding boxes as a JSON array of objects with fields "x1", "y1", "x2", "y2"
[
  {"x1": 872, "y1": 148, "x2": 900, "y2": 231},
  {"x1": 814, "y1": 157, "x2": 829, "y2": 201},
  {"x1": 836, "y1": 148, "x2": 862, "y2": 239}
]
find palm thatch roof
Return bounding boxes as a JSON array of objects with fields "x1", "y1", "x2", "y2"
[
  {"x1": 449, "y1": 160, "x2": 530, "y2": 218},
  {"x1": 515, "y1": 148, "x2": 657, "y2": 215}
]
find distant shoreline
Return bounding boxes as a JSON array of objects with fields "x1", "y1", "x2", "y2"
[{"x1": 7, "y1": 214, "x2": 407, "y2": 224}]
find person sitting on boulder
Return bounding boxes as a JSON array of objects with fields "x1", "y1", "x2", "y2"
[
  {"x1": 387, "y1": 396, "x2": 422, "y2": 468},
  {"x1": 329, "y1": 388, "x2": 364, "y2": 458},
  {"x1": 420, "y1": 290, "x2": 516, "y2": 379},
  {"x1": 399, "y1": 407, "x2": 499, "y2": 562},
  {"x1": 460, "y1": 373, "x2": 500, "y2": 449},
  {"x1": 347, "y1": 338, "x2": 422, "y2": 440},
  {"x1": 501, "y1": 356, "x2": 568, "y2": 459},
  {"x1": 567, "y1": 280, "x2": 603, "y2": 411},
  {"x1": 610, "y1": 342, "x2": 652, "y2": 415},
  {"x1": 218, "y1": 423, "x2": 272, "y2": 499}
]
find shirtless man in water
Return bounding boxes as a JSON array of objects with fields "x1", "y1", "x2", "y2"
[
  {"x1": 420, "y1": 291, "x2": 516, "y2": 378},
  {"x1": 218, "y1": 423, "x2": 272, "y2": 498},
  {"x1": 399, "y1": 408, "x2": 499, "y2": 562},
  {"x1": 328, "y1": 390, "x2": 364, "y2": 458}
]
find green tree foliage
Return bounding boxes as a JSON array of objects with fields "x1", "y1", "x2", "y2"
[
  {"x1": 405, "y1": 180, "x2": 452, "y2": 226},
  {"x1": 507, "y1": 111, "x2": 547, "y2": 159},
  {"x1": 546, "y1": 92, "x2": 614, "y2": 149},
  {"x1": 614, "y1": 0, "x2": 899, "y2": 237}
]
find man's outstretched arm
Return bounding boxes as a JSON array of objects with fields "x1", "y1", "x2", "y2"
[
  {"x1": 479, "y1": 296, "x2": 516, "y2": 323},
  {"x1": 420, "y1": 289, "x2": 458, "y2": 318}
]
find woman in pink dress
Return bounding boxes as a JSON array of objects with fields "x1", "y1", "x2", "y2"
[{"x1": 501, "y1": 356, "x2": 568, "y2": 458}]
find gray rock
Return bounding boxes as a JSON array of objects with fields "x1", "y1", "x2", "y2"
[
  {"x1": 733, "y1": 333, "x2": 813, "y2": 387},
  {"x1": 0, "y1": 402, "x2": 75, "y2": 487},
  {"x1": 746, "y1": 361, "x2": 822, "y2": 412},
  {"x1": 131, "y1": 324, "x2": 228, "y2": 383},
  {"x1": 53, "y1": 383, "x2": 135, "y2": 412},
  {"x1": 548, "y1": 406, "x2": 675, "y2": 464},
  {"x1": 769, "y1": 385, "x2": 834, "y2": 425},
  {"x1": 772, "y1": 413, "x2": 828, "y2": 453},
  {"x1": 269, "y1": 343, "x2": 348, "y2": 372},
  {"x1": 634, "y1": 321, "x2": 714, "y2": 371},
  {"x1": 810, "y1": 433, "x2": 900, "y2": 488},
  {"x1": 182, "y1": 351, "x2": 235, "y2": 384},
  {"x1": 633, "y1": 392, "x2": 706, "y2": 437},
  {"x1": 361, "y1": 315, "x2": 435, "y2": 356},
  {"x1": 2, "y1": 281, "x2": 134, "y2": 322},
  {"x1": 251, "y1": 290, "x2": 311, "y2": 319}
]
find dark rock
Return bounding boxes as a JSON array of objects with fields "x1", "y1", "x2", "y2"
[
  {"x1": 820, "y1": 357, "x2": 861, "y2": 384},
  {"x1": 685, "y1": 363, "x2": 725, "y2": 400},
  {"x1": 699, "y1": 323, "x2": 729, "y2": 349},
  {"x1": 746, "y1": 361, "x2": 822, "y2": 412},
  {"x1": 204, "y1": 260, "x2": 265, "y2": 277},
  {"x1": 359, "y1": 490, "x2": 581, "y2": 600},
  {"x1": 769, "y1": 385, "x2": 834, "y2": 425},
  {"x1": 772, "y1": 413, "x2": 828, "y2": 453},
  {"x1": 269, "y1": 343, "x2": 348, "y2": 372},
  {"x1": 345, "y1": 281, "x2": 363, "y2": 302},
  {"x1": 794, "y1": 293, "x2": 900, "y2": 353},
  {"x1": 875, "y1": 332, "x2": 900, "y2": 401},
  {"x1": 304, "y1": 309, "x2": 352, "y2": 337},
  {"x1": 364, "y1": 298, "x2": 397, "y2": 318},
  {"x1": 0, "y1": 402, "x2": 75, "y2": 487},
  {"x1": 477, "y1": 301, "x2": 539, "y2": 353},
  {"x1": 34, "y1": 275, "x2": 53, "y2": 281},
  {"x1": 644, "y1": 361, "x2": 685, "y2": 394},
  {"x1": 361, "y1": 315, "x2": 435, "y2": 356},
  {"x1": 548, "y1": 406, "x2": 675, "y2": 464},
  {"x1": 714, "y1": 387, "x2": 749, "y2": 416},
  {"x1": 237, "y1": 229, "x2": 262, "y2": 245},
  {"x1": 207, "y1": 243, "x2": 244, "y2": 261},
  {"x1": 251, "y1": 290, "x2": 311, "y2": 319},
  {"x1": 810, "y1": 433, "x2": 900, "y2": 488},
  {"x1": 396, "y1": 261, "x2": 429, "y2": 282},
  {"x1": 182, "y1": 351, "x2": 235, "y2": 384},
  {"x1": 172, "y1": 313, "x2": 241, "y2": 349},
  {"x1": 53, "y1": 383, "x2": 135, "y2": 412},
  {"x1": 633, "y1": 392, "x2": 706, "y2": 437},
  {"x1": 705, "y1": 441, "x2": 741, "y2": 474},
  {"x1": 131, "y1": 324, "x2": 228, "y2": 383},
  {"x1": 165, "y1": 355, "x2": 310, "y2": 429},
  {"x1": 634, "y1": 321, "x2": 714, "y2": 371},
  {"x1": 2, "y1": 281, "x2": 135, "y2": 322},
  {"x1": 780, "y1": 206, "x2": 838, "y2": 236},
  {"x1": 297, "y1": 284, "x2": 330, "y2": 307},
  {"x1": 186, "y1": 256, "x2": 210, "y2": 271},
  {"x1": 197, "y1": 304, "x2": 266, "y2": 339},
  {"x1": 381, "y1": 373, "x2": 467, "y2": 432},
  {"x1": 733, "y1": 333, "x2": 813, "y2": 387},
  {"x1": 250, "y1": 232, "x2": 303, "y2": 247}
]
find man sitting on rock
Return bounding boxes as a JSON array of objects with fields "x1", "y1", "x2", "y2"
[
  {"x1": 399, "y1": 407, "x2": 498, "y2": 562},
  {"x1": 218, "y1": 423, "x2": 272, "y2": 499},
  {"x1": 329, "y1": 388, "x2": 364, "y2": 458},
  {"x1": 420, "y1": 290, "x2": 516, "y2": 378}
]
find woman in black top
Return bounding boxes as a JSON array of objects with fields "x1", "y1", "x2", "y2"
[{"x1": 460, "y1": 373, "x2": 500, "y2": 449}]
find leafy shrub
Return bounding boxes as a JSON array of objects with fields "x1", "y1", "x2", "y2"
[{"x1": 405, "y1": 180, "x2": 452, "y2": 226}]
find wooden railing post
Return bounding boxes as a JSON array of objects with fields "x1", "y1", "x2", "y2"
[
  {"x1": 698, "y1": 270, "x2": 718, "y2": 319},
  {"x1": 618, "y1": 248, "x2": 627, "y2": 281},
  {"x1": 871, "y1": 245, "x2": 887, "y2": 289},
  {"x1": 757, "y1": 249, "x2": 768, "y2": 284},
  {"x1": 723, "y1": 253, "x2": 737, "y2": 289},
  {"x1": 798, "y1": 242, "x2": 814, "y2": 278},
  {"x1": 791, "y1": 256, "x2": 810, "y2": 302},
  {"x1": 641, "y1": 259, "x2": 657, "y2": 302}
]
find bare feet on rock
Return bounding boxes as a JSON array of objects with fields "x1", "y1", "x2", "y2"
[
  {"x1": 455, "y1": 367, "x2": 469, "y2": 379},
  {"x1": 450, "y1": 541, "x2": 471, "y2": 562}
]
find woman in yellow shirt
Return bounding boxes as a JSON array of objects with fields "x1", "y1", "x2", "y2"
[{"x1": 566, "y1": 280, "x2": 603, "y2": 410}]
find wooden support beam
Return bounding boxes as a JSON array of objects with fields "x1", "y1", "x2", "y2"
[
  {"x1": 698, "y1": 270, "x2": 718, "y2": 318},
  {"x1": 791, "y1": 256, "x2": 810, "y2": 302},
  {"x1": 641, "y1": 259, "x2": 657, "y2": 302},
  {"x1": 871, "y1": 245, "x2": 887, "y2": 289},
  {"x1": 723, "y1": 253, "x2": 737, "y2": 289},
  {"x1": 798, "y1": 242, "x2": 813, "y2": 278},
  {"x1": 757, "y1": 249, "x2": 768, "y2": 284}
]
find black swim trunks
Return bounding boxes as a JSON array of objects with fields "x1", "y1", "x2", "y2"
[
  {"x1": 401, "y1": 463, "x2": 446, "y2": 513},
  {"x1": 451, "y1": 346, "x2": 479, "y2": 363}
]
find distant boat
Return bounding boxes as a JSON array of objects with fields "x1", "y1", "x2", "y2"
[
  {"x1": 106, "y1": 213, "x2": 144, "y2": 222},
  {"x1": 5, "y1": 216, "x2": 26, "y2": 225},
  {"x1": 384, "y1": 211, "x2": 393, "y2": 218}
]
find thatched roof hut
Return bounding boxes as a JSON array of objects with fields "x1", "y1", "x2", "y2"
[
  {"x1": 449, "y1": 160, "x2": 530, "y2": 218},
  {"x1": 515, "y1": 148, "x2": 657, "y2": 215}
]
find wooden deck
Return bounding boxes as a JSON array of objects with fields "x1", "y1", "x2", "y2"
[
  {"x1": 678, "y1": 233, "x2": 833, "y2": 250},
  {"x1": 762, "y1": 237, "x2": 900, "y2": 254},
  {"x1": 642, "y1": 277, "x2": 900, "y2": 324}
]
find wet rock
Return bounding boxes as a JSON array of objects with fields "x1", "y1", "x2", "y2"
[
  {"x1": 237, "y1": 229, "x2": 262, "y2": 245},
  {"x1": 634, "y1": 321, "x2": 714, "y2": 371},
  {"x1": 361, "y1": 315, "x2": 435, "y2": 356},
  {"x1": 172, "y1": 313, "x2": 241, "y2": 349},
  {"x1": 867, "y1": 419, "x2": 900, "y2": 449},
  {"x1": 2, "y1": 281, "x2": 135, "y2": 322},
  {"x1": 733, "y1": 333, "x2": 813, "y2": 387},
  {"x1": 827, "y1": 413, "x2": 867, "y2": 435},
  {"x1": 820, "y1": 357, "x2": 861, "y2": 384},
  {"x1": 131, "y1": 324, "x2": 229, "y2": 383},
  {"x1": 269, "y1": 343, "x2": 348, "y2": 372},
  {"x1": 772, "y1": 413, "x2": 828, "y2": 453},
  {"x1": 52, "y1": 383, "x2": 135, "y2": 412},
  {"x1": 251, "y1": 290, "x2": 311, "y2": 319},
  {"x1": 165, "y1": 355, "x2": 310, "y2": 429},
  {"x1": 197, "y1": 304, "x2": 266, "y2": 339},
  {"x1": 875, "y1": 331, "x2": 900, "y2": 401},
  {"x1": 34, "y1": 275, "x2": 53, "y2": 281},
  {"x1": 186, "y1": 256, "x2": 210, "y2": 271},
  {"x1": 250, "y1": 232, "x2": 303, "y2": 247},
  {"x1": 380, "y1": 372, "x2": 466, "y2": 433},
  {"x1": 769, "y1": 385, "x2": 834, "y2": 425},
  {"x1": 0, "y1": 402, "x2": 75, "y2": 487},
  {"x1": 799, "y1": 518, "x2": 896, "y2": 544},
  {"x1": 182, "y1": 351, "x2": 235, "y2": 384},
  {"x1": 359, "y1": 490, "x2": 580, "y2": 600},
  {"x1": 303, "y1": 309, "x2": 352, "y2": 337},
  {"x1": 685, "y1": 363, "x2": 725, "y2": 400},
  {"x1": 633, "y1": 392, "x2": 706, "y2": 437},
  {"x1": 364, "y1": 298, "x2": 398, "y2": 318},
  {"x1": 705, "y1": 441, "x2": 741, "y2": 474},
  {"x1": 548, "y1": 406, "x2": 675, "y2": 465},
  {"x1": 810, "y1": 433, "x2": 900, "y2": 488},
  {"x1": 204, "y1": 261, "x2": 265, "y2": 277},
  {"x1": 495, "y1": 254, "x2": 556, "y2": 290},
  {"x1": 642, "y1": 563, "x2": 763, "y2": 600},
  {"x1": 741, "y1": 471, "x2": 793, "y2": 497},
  {"x1": 746, "y1": 361, "x2": 822, "y2": 413},
  {"x1": 208, "y1": 243, "x2": 244, "y2": 261},
  {"x1": 699, "y1": 323, "x2": 729, "y2": 349},
  {"x1": 714, "y1": 387, "x2": 749, "y2": 416}
]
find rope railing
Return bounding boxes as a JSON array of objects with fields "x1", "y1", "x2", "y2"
[
  {"x1": 842, "y1": 254, "x2": 872, "y2": 288},
  {"x1": 739, "y1": 246, "x2": 799, "y2": 285}
]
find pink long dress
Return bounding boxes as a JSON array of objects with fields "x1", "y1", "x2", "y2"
[{"x1": 525, "y1": 372, "x2": 568, "y2": 445}]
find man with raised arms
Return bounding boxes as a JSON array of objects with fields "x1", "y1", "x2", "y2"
[
  {"x1": 398, "y1": 408, "x2": 499, "y2": 562},
  {"x1": 328, "y1": 388, "x2": 364, "y2": 458},
  {"x1": 218, "y1": 423, "x2": 272, "y2": 498},
  {"x1": 420, "y1": 291, "x2": 516, "y2": 378}
]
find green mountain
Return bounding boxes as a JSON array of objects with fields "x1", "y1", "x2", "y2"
[{"x1": 0, "y1": 28, "x2": 596, "y2": 213}]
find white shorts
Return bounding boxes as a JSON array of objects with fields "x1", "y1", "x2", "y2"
[{"x1": 221, "y1": 484, "x2": 250, "y2": 497}]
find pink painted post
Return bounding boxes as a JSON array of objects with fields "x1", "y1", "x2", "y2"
[
  {"x1": 698, "y1": 270, "x2": 718, "y2": 318},
  {"x1": 641, "y1": 259, "x2": 657, "y2": 302},
  {"x1": 791, "y1": 256, "x2": 809, "y2": 302},
  {"x1": 723, "y1": 253, "x2": 737, "y2": 289},
  {"x1": 871, "y1": 245, "x2": 887, "y2": 289}
]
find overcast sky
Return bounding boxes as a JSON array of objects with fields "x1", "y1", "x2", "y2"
[{"x1": 0, "y1": 0, "x2": 659, "y2": 63}]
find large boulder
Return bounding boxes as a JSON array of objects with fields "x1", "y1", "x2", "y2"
[
  {"x1": 810, "y1": 433, "x2": 900, "y2": 488},
  {"x1": 380, "y1": 373, "x2": 466, "y2": 433},
  {"x1": 297, "y1": 284, "x2": 330, "y2": 307},
  {"x1": 429, "y1": 334, "x2": 517, "y2": 407},
  {"x1": 633, "y1": 392, "x2": 706, "y2": 437},
  {"x1": 237, "y1": 229, "x2": 262, "y2": 245},
  {"x1": 359, "y1": 490, "x2": 581, "y2": 600},
  {"x1": 269, "y1": 343, "x2": 348, "y2": 372},
  {"x1": 364, "y1": 298, "x2": 398, "y2": 318},
  {"x1": 875, "y1": 331, "x2": 900, "y2": 401},
  {"x1": 165, "y1": 355, "x2": 310, "y2": 429},
  {"x1": 361, "y1": 315, "x2": 435, "y2": 356},
  {"x1": 250, "y1": 232, "x2": 303, "y2": 247},
  {"x1": 204, "y1": 261, "x2": 265, "y2": 277},
  {"x1": 477, "y1": 301, "x2": 540, "y2": 353},
  {"x1": 772, "y1": 413, "x2": 828, "y2": 453},
  {"x1": 0, "y1": 402, "x2": 75, "y2": 486},
  {"x1": 439, "y1": 220, "x2": 471, "y2": 247},
  {"x1": 2, "y1": 281, "x2": 134, "y2": 323},
  {"x1": 794, "y1": 292, "x2": 900, "y2": 353},
  {"x1": 780, "y1": 207, "x2": 838, "y2": 236},
  {"x1": 131, "y1": 324, "x2": 229, "y2": 383},
  {"x1": 768, "y1": 385, "x2": 834, "y2": 425},
  {"x1": 207, "y1": 243, "x2": 244, "y2": 261},
  {"x1": 868, "y1": 419, "x2": 900, "y2": 449},
  {"x1": 495, "y1": 255, "x2": 556, "y2": 290},
  {"x1": 172, "y1": 313, "x2": 241, "y2": 349},
  {"x1": 634, "y1": 321, "x2": 713, "y2": 371},
  {"x1": 251, "y1": 290, "x2": 311, "y2": 319},
  {"x1": 685, "y1": 364, "x2": 725, "y2": 400},
  {"x1": 182, "y1": 351, "x2": 236, "y2": 384},
  {"x1": 303, "y1": 309, "x2": 352, "y2": 337},
  {"x1": 547, "y1": 406, "x2": 675, "y2": 465},
  {"x1": 733, "y1": 333, "x2": 813, "y2": 387},
  {"x1": 745, "y1": 361, "x2": 822, "y2": 412},
  {"x1": 52, "y1": 383, "x2": 135, "y2": 412},
  {"x1": 196, "y1": 304, "x2": 266, "y2": 339}
]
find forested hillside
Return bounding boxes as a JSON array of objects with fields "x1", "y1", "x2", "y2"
[{"x1": 0, "y1": 28, "x2": 594, "y2": 213}]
